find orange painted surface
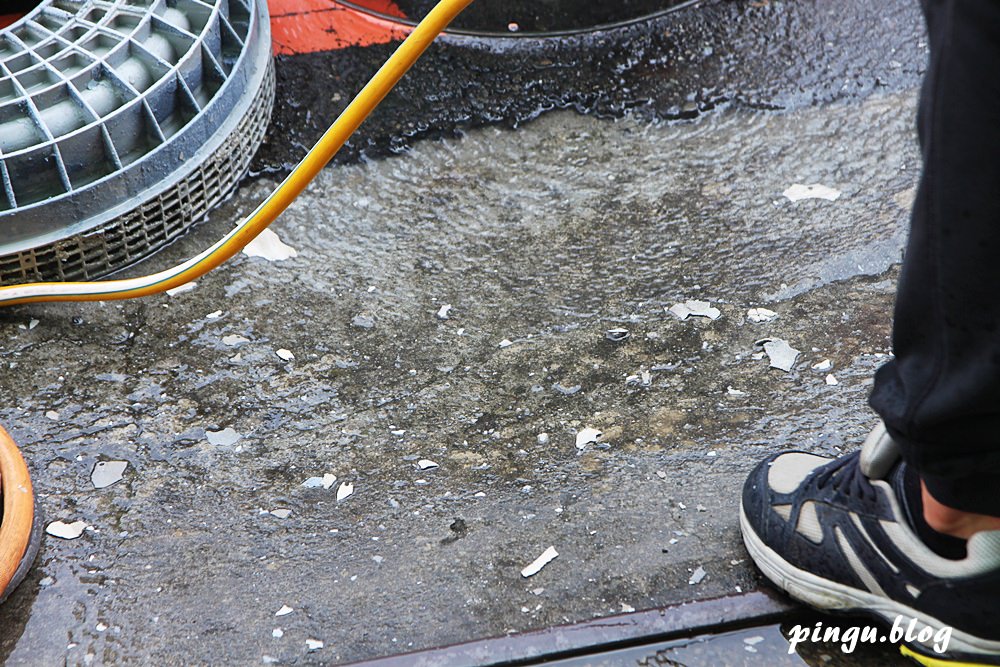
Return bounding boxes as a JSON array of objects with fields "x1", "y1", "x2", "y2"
[
  {"x1": 0, "y1": 14, "x2": 22, "y2": 29},
  {"x1": 269, "y1": 0, "x2": 412, "y2": 56}
]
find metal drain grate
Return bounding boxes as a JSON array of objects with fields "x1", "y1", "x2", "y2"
[{"x1": 0, "y1": 0, "x2": 274, "y2": 286}]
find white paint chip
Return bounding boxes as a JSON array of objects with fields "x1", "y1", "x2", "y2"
[
  {"x1": 826, "y1": 374, "x2": 839, "y2": 386},
  {"x1": 206, "y1": 427, "x2": 240, "y2": 447},
  {"x1": 270, "y1": 509, "x2": 292, "y2": 519},
  {"x1": 783, "y1": 183, "x2": 841, "y2": 202},
  {"x1": 276, "y1": 349, "x2": 295, "y2": 362},
  {"x1": 91, "y1": 461, "x2": 128, "y2": 489},
  {"x1": 417, "y1": 459, "x2": 439, "y2": 470},
  {"x1": 46, "y1": 520, "x2": 88, "y2": 540},
  {"x1": 521, "y1": 546, "x2": 559, "y2": 578},
  {"x1": 275, "y1": 605, "x2": 293, "y2": 617},
  {"x1": 303, "y1": 473, "x2": 337, "y2": 489},
  {"x1": 222, "y1": 334, "x2": 250, "y2": 347},
  {"x1": 306, "y1": 639, "x2": 324, "y2": 651},
  {"x1": 689, "y1": 566, "x2": 707, "y2": 585},
  {"x1": 575, "y1": 427, "x2": 602, "y2": 450},
  {"x1": 758, "y1": 338, "x2": 800, "y2": 372},
  {"x1": 669, "y1": 300, "x2": 721, "y2": 321},
  {"x1": 747, "y1": 308, "x2": 778, "y2": 323},
  {"x1": 45, "y1": 410, "x2": 59, "y2": 421},
  {"x1": 436, "y1": 304, "x2": 452, "y2": 320},
  {"x1": 337, "y1": 482, "x2": 354, "y2": 502},
  {"x1": 242, "y1": 228, "x2": 298, "y2": 262},
  {"x1": 165, "y1": 282, "x2": 197, "y2": 297}
]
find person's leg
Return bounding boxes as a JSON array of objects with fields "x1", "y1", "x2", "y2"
[
  {"x1": 869, "y1": 0, "x2": 1000, "y2": 523},
  {"x1": 739, "y1": 2, "x2": 1000, "y2": 664}
]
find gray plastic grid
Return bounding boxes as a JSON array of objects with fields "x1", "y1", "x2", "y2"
[{"x1": 0, "y1": 0, "x2": 274, "y2": 285}]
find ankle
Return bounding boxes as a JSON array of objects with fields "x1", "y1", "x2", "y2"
[{"x1": 921, "y1": 482, "x2": 1000, "y2": 539}]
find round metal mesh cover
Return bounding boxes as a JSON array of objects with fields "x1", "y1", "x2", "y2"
[{"x1": 0, "y1": 0, "x2": 274, "y2": 285}]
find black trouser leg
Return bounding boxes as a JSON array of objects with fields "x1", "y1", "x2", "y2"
[{"x1": 869, "y1": 0, "x2": 1000, "y2": 516}]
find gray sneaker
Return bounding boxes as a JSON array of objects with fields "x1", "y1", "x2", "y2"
[{"x1": 740, "y1": 423, "x2": 1000, "y2": 665}]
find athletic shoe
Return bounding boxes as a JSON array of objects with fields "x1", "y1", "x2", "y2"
[{"x1": 740, "y1": 422, "x2": 1000, "y2": 665}]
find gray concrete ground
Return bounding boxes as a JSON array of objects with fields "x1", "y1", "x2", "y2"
[{"x1": 0, "y1": 85, "x2": 920, "y2": 664}]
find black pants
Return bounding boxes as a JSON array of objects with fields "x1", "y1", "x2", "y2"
[{"x1": 869, "y1": 0, "x2": 1000, "y2": 516}]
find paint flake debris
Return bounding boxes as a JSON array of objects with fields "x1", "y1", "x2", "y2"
[
  {"x1": 272, "y1": 628, "x2": 283, "y2": 638},
  {"x1": 620, "y1": 603, "x2": 636, "y2": 613},
  {"x1": 336, "y1": 482, "x2": 354, "y2": 502},
  {"x1": 747, "y1": 308, "x2": 778, "y2": 323},
  {"x1": 537, "y1": 433, "x2": 549, "y2": 445},
  {"x1": 222, "y1": 334, "x2": 249, "y2": 347},
  {"x1": 783, "y1": 183, "x2": 841, "y2": 202},
  {"x1": 605, "y1": 328, "x2": 630, "y2": 342},
  {"x1": 206, "y1": 427, "x2": 240, "y2": 447},
  {"x1": 417, "y1": 459, "x2": 439, "y2": 470},
  {"x1": 275, "y1": 605, "x2": 293, "y2": 617},
  {"x1": 436, "y1": 304, "x2": 452, "y2": 320},
  {"x1": 207, "y1": 310, "x2": 223, "y2": 319},
  {"x1": 826, "y1": 374, "x2": 839, "y2": 386},
  {"x1": 757, "y1": 338, "x2": 800, "y2": 372},
  {"x1": 91, "y1": 461, "x2": 128, "y2": 489},
  {"x1": 303, "y1": 473, "x2": 337, "y2": 489},
  {"x1": 813, "y1": 359, "x2": 833, "y2": 371},
  {"x1": 45, "y1": 410, "x2": 59, "y2": 421},
  {"x1": 669, "y1": 300, "x2": 721, "y2": 321},
  {"x1": 306, "y1": 639, "x2": 324, "y2": 651},
  {"x1": 352, "y1": 314, "x2": 375, "y2": 329},
  {"x1": 575, "y1": 427, "x2": 602, "y2": 449},
  {"x1": 521, "y1": 546, "x2": 559, "y2": 578},
  {"x1": 46, "y1": 520, "x2": 88, "y2": 540},
  {"x1": 165, "y1": 282, "x2": 197, "y2": 296},
  {"x1": 28, "y1": 319, "x2": 39, "y2": 330},
  {"x1": 689, "y1": 566, "x2": 707, "y2": 585},
  {"x1": 727, "y1": 386, "x2": 747, "y2": 396},
  {"x1": 498, "y1": 338, "x2": 514, "y2": 348},
  {"x1": 276, "y1": 349, "x2": 295, "y2": 362},
  {"x1": 242, "y1": 228, "x2": 298, "y2": 261},
  {"x1": 270, "y1": 509, "x2": 292, "y2": 519}
]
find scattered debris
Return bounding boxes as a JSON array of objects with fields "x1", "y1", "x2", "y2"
[
  {"x1": 45, "y1": 410, "x2": 59, "y2": 421},
  {"x1": 655, "y1": 471, "x2": 667, "y2": 480},
  {"x1": 812, "y1": 359, "x2": 833, "y2": 371},
  {"x1": 302, "y1": 473, "x2": 337, "y2": 489},
  {"x1": 575, "y1": 427, "x2": 602, "y2": 450},
  {"x1": 757, "y1": 338, "x2": 800, "y2": 372},
  {"x1": 553, "y1": 383, "x2": 582, "y2": 396},
  {"x1": 436, "y1": 304, "x2": 452, "y2": 320},
  {"x1": 744, "y1": 636, "x2": 765, "y2": 653},
  {"x1": 498, "y1": 339, "x2": 514, "y2": 349},
  {"x1": 620, "y1": 603, "x2": 636, "y2": 613},
  {"x1": 689, "y1": 566, "x2": 707, "y2": 585},
  {"x1": 305, "y1": 639, "x2": 324, "y2": 652},
  {"x1": 242, "y1": 228, "x2": 298, "y2": 261},
  {"x1": 605, "y1": 328, "x2": 630, "y2": 342},
  {"x1": 532, "y1": 587, "x2": 545, "y2": 596},
  {"x1": 206, "y1": 427, "x2": 240, "y2": 447},
  {"x1": 207, "y1": 310, "x2": 223, "y2": 320},
  {"x1": 165, "y1": 282, "x2": 197, "y2": 297},
  {"x1": 351, "y1": 314, "x2": 375, "y2": 329},
  {"x1": 417, "y1": 459, "x2": 439, "y2": 470},
  {"x1": 669, "y1": 300, "x2": 721, "y2": 321},
  {"x1": 783, "y1": 183, "x2": 842, "y2": 202},
  {"x1": 336, "y1": 482, "x2": 354, "y2": 502},
  {"x1": 222, "y1": 334, "x2": 249, "y2": 347},
  {"x1": 826, "y1": 374, "x2": 839, "y2": 386},
  {"x1": 91, "y1": 461, "x2": 128, "y2": 489},
  {"x1": 521, "y1": 546, "x2": 559, "y2": 578},
  {"x1": 275, "y1": 605, "x2": 293, "y2": 617},
  {"x1": 272, "y1": 628, "x2": 283, "y2": 639},
  {"x1": 46, "y1": 520, "x2": 88, "y2": 540},
  {"x1": 726, "y1": 386, "x2": 747, "y2": 396},
  {"x1": 747, "y1": 307, "x2": 778, "y2": 323},
  {"x1": 537, "y1": 433, "x2": 550, "y2": 445},
  {"x1": 270, "y1": 509, "x2": 292, "y2": 519},
  {"x1": 28, "y1": 319, "x2": 39, "y2": 330},
  {"x1": 276, "y1": 349, "x2": 295, "y2": 362}
]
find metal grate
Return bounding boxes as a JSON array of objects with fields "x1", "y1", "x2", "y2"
[{"x1": 0, "y1": 0, "x2": 274, "y2": 285}]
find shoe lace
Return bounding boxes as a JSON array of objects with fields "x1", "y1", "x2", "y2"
[{"x1": 813, "y1": 452, "x2": 876, "y2": 503}]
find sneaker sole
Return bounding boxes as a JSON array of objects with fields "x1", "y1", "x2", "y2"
[{"x1": 739, "y1": 501, "x2": 1000, "y2": 665}]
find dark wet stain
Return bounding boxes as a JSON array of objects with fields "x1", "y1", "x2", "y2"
[{"x1": 253, "y1": 0, "x2": 925, "y2": 173}]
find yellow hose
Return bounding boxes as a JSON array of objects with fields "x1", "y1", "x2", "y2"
[{"x1": 0, "y1": 0, "x2": 474, "y2": 308}]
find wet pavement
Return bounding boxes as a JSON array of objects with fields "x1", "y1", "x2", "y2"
[{"x1": 0, "y1": 1, "x2": 930, "y2": 664}]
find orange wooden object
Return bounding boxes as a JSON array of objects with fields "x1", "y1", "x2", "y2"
[
  {"x1": 269, "y1": 0, "x2": 411, "y2": 56},
  {"x1": 0, "y1": 425, "x2": 33, "y2": 598}
]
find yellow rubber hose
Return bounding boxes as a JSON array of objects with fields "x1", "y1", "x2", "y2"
[
  {"x1": 0, "y1": 0, "x2": 474, "y2": 308},
  {"x1": 0, "y1": 425, "x2": 34, "y2": 597}
]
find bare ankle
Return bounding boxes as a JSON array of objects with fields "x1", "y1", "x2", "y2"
[{"x1": 921, "y1": 482, "x2": 1000, "y2": 539}]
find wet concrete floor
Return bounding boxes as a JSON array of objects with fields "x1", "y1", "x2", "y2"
[{"x1": 0, "y1": 80, "x2": 922, "y2": 664}]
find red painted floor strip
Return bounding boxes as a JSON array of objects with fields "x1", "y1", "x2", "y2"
[{"x1": 268, "y1": 0, "x2": 411, "y2": 56}]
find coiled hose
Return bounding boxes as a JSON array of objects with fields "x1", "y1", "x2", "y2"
[{"x1": 0, "y1": 0, "x2": 474, "y2": 601}]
